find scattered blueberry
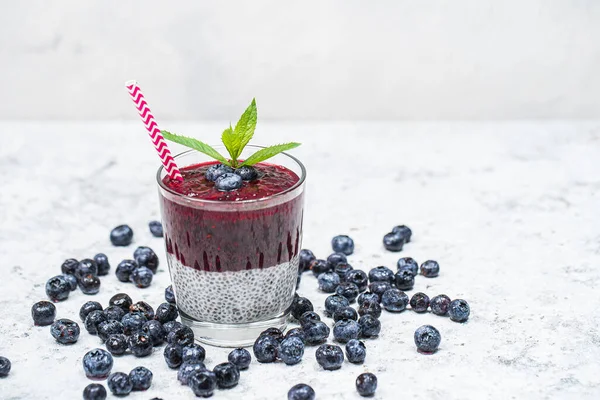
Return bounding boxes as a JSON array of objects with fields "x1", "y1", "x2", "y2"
[
  {"x1": 285, "y1": 328, "x2": 307, "y2": 344},
  {"x1": 333, "y1": 306, "x2": 358, "y2": 322},
  {"x1": 356, "y1": 372, "x2": 377, "y2": 397},
  {"x1": 107, "y1": 372, "x2": 133, "y2": 396},
  {"x1": 79, "y1": 301, "x2": 103, "y2": 322},
  {"x1": 167, "y1": 325, "x2": 195, "y2": 347},
  {"x1": 155, "y1": 302, "x2": 178, "y2": 324},
  {"x1": 121, "y1": 312, "x2": 147, "y2": 335},
  {"x1": 335, "y1": 282, "x2": 360, "y2": 303},
  {"x1": 324, "y1": 294, "x2": 350, "y2": 317},
  {"x1": 291, "y1": 297, "x2": 314, "y2": 320},
  {"x1": 358, "y1": 315, "x2": 381, "y2": 338},
  {"x1": 130, "y1": 301, "x2": 155, "y2": 320},
  {"x1": 368, "y1": 266, "x2": 395, "y2": 284},
  {"x1": 303, "y1": 321, "x2": 330, "y2": 345},
  {"x1": 0, "y1": 356, "x2": 11, "y2": 377},
  {"x1": 310, "y1": 259, "x2": 330, "y2": 277},
  {"x1": 106, "y1": 334, "x2": 129, "y2": 356},
  {"x1": 410, "y1": 292, "x2": 430, "y2": 313},
  {"x1": 129, "y1": 366, "x2": 153, "y2": 391},
  {"x1": 234, "y1": 165, "x2": 259, "y2": 181},
  {"x1": 383, "y1": 232, "x2": 404, "y2": 252},
  {"x1": 94, "y1": 253, "x2": 111, "y2": 276},
  {"x1": 345, "y1": 269, "x2": 368, "y2": 292},
  {"x1": 178, "y1": 362, "x2": 207, "y2": 385},
  {"x1": 326, "y1": 252, "x2": 347, "y2": 270},
  {"x1": 115, "y1": 260, "x2": 138, "y2": 283},
  {"x1": 213, "y1": 362, "x2": 240, "y2": 388},
  {"x1": 60, "y1": 258, "x2": 79, "y2": 275},
  {"x1": 333, "y1": 319, "x2": 361, "y2": 343},
  {"x1": 164, "y1": 343, "x2": 184, "y2": 369},
  {"x1": 188, "y1": 370, "x2": 217, "y2": 397},
  {"x1": 110, "y1": 225, "x2": 134, "y2": 247},
  {"x1": 288, "y1": 383, "x2": 315, "y2": 400},
  {"x1": 279, "y1": 336, "x2": 305, "y2": 365},
  {"x1": 259, "y1": 327, "x2": 284, "y2": 342},
  {"x1": 45, "y1": 275, "x2": 71, "y2": 302},
  {"x1": 215, "y1": 172, "x2": 243, "y2": 191},
  {"x1": 141, "y1": 320, "x2": 167, "y2": 346},
  {"x1": 368, "y1": 281, "x2": 392, "y2": 300},
  {"x1": 345, "y1": 339, "x2": 366, "y2": 363},
  {"x1": 83, "y1": 383, "x2": 107, "y2": 400},
  {"x1": 85, "y1": 310, "x2": 108, "y2": 335},
  {"x1": 128, "y1": 332, "x2": 153, "y2": 357},
  {"x1": 315, "y1": 344, "x2": 344, "y2": 370},
  {"x1": 299, "y1": 311, "x2": 321, "y2": 326},
  {"x1": 296, "y1": 273, "x2": 302, "y2": 290},
  {"x1": 97, "y1": 320, "x2": 125, "y2": 342},
  {"x1": 149, "y1": 220, "x2": 164, "y2": 237},
  {"x1": 130, "y1": 266, "x2": 153, "y2": 288},
  {"x1": 78, "y1": 274, "x2": 101, "y2": 295},
  {"x1": 75, "y1": 259, "x2": 99, "y2": 282},
  {"x1": 318, "y1": 272, "x2": 340, "y2": 293},
  {"x1": 83, "y1": 348, "x2": 113, "y2": 379},
  {"x1": 395, "y1": 268, "x2": 415, "y2": 291},
  {"x1": 430, "y1": 294, "x2": 451, "y2": 316},
  {"x1": 205, "y1": 163, "x2": 234, "y2": 182},
  {"x1": 51, "y1": 318, "x2": 80, "y2": 344},
  {"x1": 414, "y1": 325, "x2": 441, "y2": 353},
  {"x1": 103, "y1": 306, "x2": 126, "y2": 322},
  {"x1": 381, "y1": 288, "x2": 409, "y2": 312},
  {"x1": 358, "y1": 299, "x2": 382, "y2": 319},
  {"x1": 420, "y1": 260, "x2": 440, "y2": 277},
  {"x1": 392, "y1": 225, "x2": 412, "y2": 242},
  {"x1": 62, "y1": 273, "x2": 78, "y2": 291},
  {"x1": 109, "y1": 293, "x2": 133, "y2": 312},
  {"x1": 228, "y1": 348, "x2": 252, "y2": 370},
  {"x1": 31, "y1": 301, "x2": 56, "y2": 326},
  {"x1": 357, "y1": 292, "x2": 380, "y2": 307},
  {"x1": 163, "y1": 320, "x2": 184, "y2": 334},
  {"x1": 182, "y1": 344, "x2": 206, "y2": 363},
  {"x1": 331, "y1": 235, "x2": 354, "y2": 255},
  {"x1": 133, "y1": 246, "x2": 159, "y2": 274},
  {"x1": 253, "y1": 334, "x2": 279, "y2": 363},
  {"x1": 397, "y1": 257, "x2": 418, "y2": 275},
  {"x1": 334, "y1": 263, "x2": 354, "y2": 280},
  {"x1": 165, "y1": 285, "x2": 176, "y2": 304},
  {"x1": 299, "y1": 249, "x2": 316, "y2": 273},
  {"x1": 448, "y1": 299, "x2": 470, "y2": 322}
]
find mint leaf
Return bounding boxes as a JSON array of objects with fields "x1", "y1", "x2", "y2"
[
  {"x1": 232, "y1": 98, "x2": 257, "y2": 160},
  {"x1": 240, "y1": 142, "x2": 301, "y2": 167},
  {"x1": 221, "y1": 124, "x2": 237, "y2": 161},
  {"x1": 161, "y1": 130, "x2": 230, "y2": 166}
]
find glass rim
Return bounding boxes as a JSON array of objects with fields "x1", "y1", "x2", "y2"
[{"x1": 156, "y1": 145, "x2": 307, "y2": 205}]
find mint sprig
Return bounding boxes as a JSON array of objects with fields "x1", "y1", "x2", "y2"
[{"x1": 162, "y1": 98, "x2": 300, "y2": 169}]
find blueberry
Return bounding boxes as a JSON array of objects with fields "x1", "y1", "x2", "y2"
[
  {"x1": 128, "y1": 332, "x2": 153, "y2": 357},
  {"x1": 213, "y1": 362, "x2": 241, "y2": 388},
  {"x1": 97, "y1": 320, "x2": 125, "y2": 342},
  {"x1": 178, "y1": 361, "x2": 207, "y2": 385},
  {"x1": 296, "y1": 273, "x2": 302, "y2": 290},
  {"x1": 368, "y1": 281, "x2": 392, "y2": 300},
  {"x1": 310, "y1": 259, "x2": 330, "y2": 277},
  {"x1": 279, "y1": 336, "x2": 305, "y2": 365},
  {"x1": 51, "y1": 318, "x2": 80, "y2": 344},
  {"x1": 79, "y1": 274, "x2": 101, "y2": 295},
  {"x1": 188, "y1": 370, "x2": 217, "y2": 397},
  {"x1": 93, "y1": 253, "x2": 110, "y2": 276},
  {"x1": 31, "y1": 301, "x2": 56, "y2": 326},
  {"x1": 334, "y1": 263, "x2": 353, "y2": 280},
  {"x1": 326, "y1": 252, "x2": 347, "y2": 270},
  {"x1": 129, "y1": 366, "x2": 153, "y2": 391},
  {"x1": 335, "y1": 282, "x2": 360, "y2": 303},
  {"x1": 345, "y1": 339, "x2": 366, "y2": 364},
  {"x1": 109, "y1": 293, "x2": 133, "y2": 312},
  {"x1": 115, "y1": 260, "x2": 138, "y2": 282},
  {"x1": 253, "y1": 334, "x2": 279, "y2": 363},
  {"x1": 420, "y1": 260, "x2": 440, "y2": 277},
  {"x1": 141, "y1": 320, "x2": 166, "y2": 346},
  {"x1": 357, "y1": 292, "x2": 380, "y2": 307},
  {"x1": 318, "y1": 272, "x2": 340, "y2": 293},
  {"x1": 392, "y1": 225, "x2": 412, "y2": 242},
  {"x1": 303, "y1": 321, "x2": 330, "y2": 345},
  {"x1": 110, "y1": 225, "x2": 134, "y2": 246},
  {"x1": 368, "y1": 266, "x2": 395, "y2": 284},
  {"x1": 299, "y1": 311, "x2": 321, "y2": 327},
  {"x1": 0, "y1": 356, "x2": 11, "y2": 377},
  {"x1": 381, "y1": 288, "x2": 409, "y2": 312},
  {"x1": 149, "y1": 220, "x2": 164, "y2": 237},
  {"x1": 291, "y1": 297, "x2": 314, "y2": 320},
  {"x1": 83, "y1": 383, "x2": 107, "y2": 400},
  {"x1": 165, "y1": 285, "x2": 176, "y2": 304},
  {"x1": 106, "y1": 334, "x2": 128, "y2": 356},
  {"x1": 60, "y1": 258, "x2": 79, "y2": 275},
  {"x1": 430, "y1": 294, "x2": 451, "y2": 316},
  {"x1": 358, "y1": 315, "x2": 381, "y2": 338},
  {"x1": 315, "y1": 344, "x2": 344, "y2": 370},
  {"x1": 164, "y1": 343, "x2": 183, "y2": 369},
  {"x1": 182, "y1": 344, "x2": 206, "y2": 363},
  {"x1": 299, "y1": 249, "x2": 316, "y2": 273},
  {"x1": 155, "y1": 302, "x2": 178, "y2": 324},
  {"x1": 215, "y1": 172, "x2": 243, "y2": 191},
  {"x1": 130, "y1": 266, "x2": 153, "y2": 288},
  {"x1": 345, "y1": 269, "x2": 368, "y2": 292},
  {"x1": 167, "y1": 325, "x2": 195, "y2": 347},
  {"x1": 333, "y1": 306, "x2": 358, "y2": 322},
  {"x1": 234, "y1": 165, "x2": 259, "y2": 181},
  {"x1": 79, "y1": 301, "x2": 103, "y2": 322},
  {"x1": 331, "y1": 235, "x2": 354, "y2": 255},
  {"x1": 358, "y1": 300, "x2": 382, "y2": 319},
  {"x1": 414, "y1": 325, "x2": 441, "y2": 353},
  {"x1": 383, "y1": 232, "x2": 404, "y2": 252},
  {"x1": 397, "y1": 257, "x2": 418, "y2": 275},
  {"x1": 62, "y1": 273, "x2": 78, "y2": 291},
  {"x1": 85, "y1": 310, "x2": 108, "y2": 335},
  {"x1": 228, "y1": 348, "x2": 251, "y2": 370},
  {"x1": 356, "y1": 372, "x2": 378, "y2": 397},
  {"x1": 259, "y1": 327, "x2": 284, "y2": 342},
  {"x1": 121, "y1": 313, "x2": 147, "y2": 335},
  {"x1": 83, "y1": 348, "x2": 113, "y2": 379},
  {"x1": 130, "y1": 301, "x2": 155, "y2": 320},
  {"x1": 285, "y1": 328, "x2": 306, "y2": 344},
  {"x1": 410, "y1": 292, "x2": 430, "y2": 313},
  {"x1": 448, "y1": 299, "x2": 470, "y2": 322},
  {"x1": 205, "y1": 163, "x2": 234, "y2": 182},
  {"x1": 288, "y1": 383, "x2": 315, "y2": 400},
  {"x1": 333, "y1": 319, "x2": 361, "y2": 343},
  {"x1": 394, "y1": 268, "x2": 415, "y2": 290},
  {"x1": 133, "y1": 246, "x2": 159, "y2": 274},
  {"x1": 107, "y1": 372, "x2": 133, "y2": 396},
  {"x1": 324, "y1": 294, "x2": 350, "y2": 317},
  {"x1": 103, "y1": 306, "x2": 126, "y2": 322},
  {"x1": 45, "y1": 275, "x2": 71, "y2": 302},
  {"x1": 163, "y1": 320, "x2": 184, "y2": 334}
]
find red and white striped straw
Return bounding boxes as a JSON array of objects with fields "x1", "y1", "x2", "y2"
[{"x1": 125, "y1": 80, "x2": 183, "y2": 182}]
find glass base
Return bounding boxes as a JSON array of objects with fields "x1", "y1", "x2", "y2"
[{"x1": 180, "y1": 310, "x2": 289, "y2": 348}]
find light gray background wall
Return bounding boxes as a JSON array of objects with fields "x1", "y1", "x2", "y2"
[{"x1": 1, "y1": 0, "x2": 599, "y2": 120}]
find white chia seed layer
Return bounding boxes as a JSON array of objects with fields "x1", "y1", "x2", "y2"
[{"x1": 168, "y1": 254, "x2": 299, "y2": 324}]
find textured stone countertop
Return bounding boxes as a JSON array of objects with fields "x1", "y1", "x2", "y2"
[{"x1": 1, "y1": 121, "x2": 600, "y2": 399}]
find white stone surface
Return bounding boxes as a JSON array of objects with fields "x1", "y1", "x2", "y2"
[{"x1": 1, "y1": 121, "x2": 600, "y2": 399}]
